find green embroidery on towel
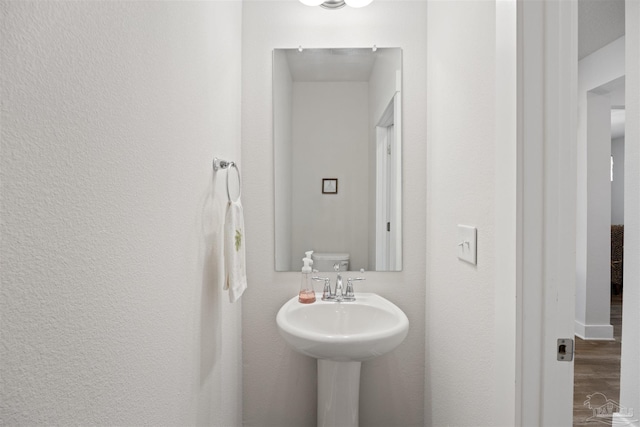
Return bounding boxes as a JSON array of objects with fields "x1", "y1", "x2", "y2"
[{"x1": 235, "y1": 229, "x2": 242, "y2": 251}]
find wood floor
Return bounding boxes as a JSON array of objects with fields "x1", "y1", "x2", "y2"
[{"x1": 573, "y1": 293, "x2": 623, "y2": 426}]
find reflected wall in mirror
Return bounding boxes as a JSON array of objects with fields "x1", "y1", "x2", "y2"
[{"x1": 274, "y1": 48, "x2": 402, "y2": 272}]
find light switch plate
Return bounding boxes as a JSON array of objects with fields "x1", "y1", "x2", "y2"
[{"x1": 457, "y1": 225, "x2": 477, "y2": 265}]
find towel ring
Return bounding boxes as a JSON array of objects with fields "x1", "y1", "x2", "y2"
[
  {"x1": 213, "y1": 157, "x2": 241, "y2": 202},
  {"x1": 226, "y1": 162, "x2": 241, "y2": 203}
]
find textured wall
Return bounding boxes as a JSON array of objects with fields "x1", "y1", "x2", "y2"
[
  {"x1": 426, "y1": 1, "x2": 499, "y2": 424},
  {"x1": 241, "y1": 2, "x2": 427, "y2": 426},
  {"x1": 0, "y1": 2, "x2": 242, "y2": 425}
]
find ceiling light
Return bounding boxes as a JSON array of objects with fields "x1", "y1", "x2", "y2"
[
  {"x1": 300, "y1": 0, "x2": 373, "y2": 9},
  {"x1": 320, "y1": 0, "x2": 346, "y2": 9}
]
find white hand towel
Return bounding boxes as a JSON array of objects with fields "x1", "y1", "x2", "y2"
[{"x1": 224, "y1": 200, "x2": 247, "y2": 303}]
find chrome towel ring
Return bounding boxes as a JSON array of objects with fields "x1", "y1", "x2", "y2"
[{"x1": 213, "y1": 157, "x2": 241, "y2": 202}]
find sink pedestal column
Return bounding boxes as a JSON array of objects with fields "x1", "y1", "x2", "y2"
[{"x1": 317, "y1": 360, "x2": 361, "y2": 427}]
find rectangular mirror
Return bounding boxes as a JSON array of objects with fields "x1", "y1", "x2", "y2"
[{"x1": 274, "y1": 47, "x2": 402, "y2": 272}]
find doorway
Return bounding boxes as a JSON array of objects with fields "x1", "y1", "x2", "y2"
[
  {"x1": 515, "y1": 0, "x2": 639, "y2": 423},
  {"x1": 572, "y1": 1, "x2": 630, "y2": 424},
  {"x1": 573, "y1": 77, "x2": 626, "y2": 426},
  {"x1": 375, "y1": 93, "x2": 402, "y2": 271}
]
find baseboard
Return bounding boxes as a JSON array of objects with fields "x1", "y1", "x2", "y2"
[{"x1": 574, "y1": 320, "x2": 615, "y2": 340}]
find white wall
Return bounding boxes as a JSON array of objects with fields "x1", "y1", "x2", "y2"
[
  {"x1": 274, "y1": 51, "x2": 294, "y2": 270},
  {"x1": 427, "y1": 1, "x2": 503, "y2": 425},
  {"x1": 241, "y1": 2, "x2": 427, "y2": 426},
  {"x1": 611, "y1": 137, "x2": 625, "y2": 224},
  {"x1": 290, "y1": 82, "x2": 370, "y2": 270},
  {"x1": 575, "y1": 37, "x2": 625, "y2": 340},
  {"x1": 619, "y1": 0, "x2": 640, "y2": 421},
  {"x1": 369, "y1": 49, "x2": 402, "y2": 124},
  {"x1": 583, "y1": 91, "x2": 614, "y2": 338},
  {"x1": 0, "y1": 2, "x2": 242, "y2": 425}
]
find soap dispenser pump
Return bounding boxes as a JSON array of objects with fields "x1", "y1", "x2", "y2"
[{"x1": 298, "y1": 255, "x2": 316, "y2": 304}]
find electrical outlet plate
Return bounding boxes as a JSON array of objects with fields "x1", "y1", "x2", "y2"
[{"x1": 457, "y1": 225, "x2": 477, "y2": 265}]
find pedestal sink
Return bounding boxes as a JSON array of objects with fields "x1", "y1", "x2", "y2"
[{"x1": 276, "y1": 293, "x2": 409, "y2": 427}]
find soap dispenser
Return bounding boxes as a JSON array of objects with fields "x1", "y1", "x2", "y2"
[{"x1": 298, "y1": 256, "x2": 316, "y2": 304}]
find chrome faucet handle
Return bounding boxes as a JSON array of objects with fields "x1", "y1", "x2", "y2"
[
  {"x1": 344, "y1": 269, "x2": 365, "y2": 301},
  {"x1": 345, "y1": 278, "x2": 355, "y2": 300},
  {"x1": 322, "y1": 278, "x2": 333, "y2": 300},
  {"x1": 313, "y1": 276, "x2": 333, "y2": 300}
]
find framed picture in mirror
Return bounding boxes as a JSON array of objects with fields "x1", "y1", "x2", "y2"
[{"x1": 322, "y1": 178, "x2": 338, "y2": 194}]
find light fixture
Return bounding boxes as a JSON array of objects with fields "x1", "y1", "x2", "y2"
[{"x1": 300, "y1": 0, "x2": 373, "y2": 9}]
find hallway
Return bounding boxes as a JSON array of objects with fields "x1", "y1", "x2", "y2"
[{"x1": 573, "y1": 293, "x2": 623, "y2": 426}]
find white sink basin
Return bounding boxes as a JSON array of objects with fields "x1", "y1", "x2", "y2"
[
  {"x1": 276, "y1": 292, "x2": 409, "y2": 362},
  {"x1": 277, "y1": 292, "x2": 409, "y2": 426}
]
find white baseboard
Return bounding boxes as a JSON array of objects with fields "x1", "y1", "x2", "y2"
[{"x1": 575, "y1": 320, "x2": 615, "y2": 340}]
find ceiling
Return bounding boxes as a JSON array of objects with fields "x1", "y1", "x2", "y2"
[
  {"x1": 285, "y1": 1, "x2": 627, "y2": 118},
  {"x1": 283, "y1": 48, "x2": 378, "y2": 82},
  {"x1": 285, "y1": 1, "x2": 624, "y2": 62},
  {"x1": 578, "y1": 0, "x2": 625, "y2": 59}
]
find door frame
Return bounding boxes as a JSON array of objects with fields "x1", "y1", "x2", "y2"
[
  {"x1": 375, "y1": 92, "x2": 402, "y2": 271},
  {"x1": 516, "y1": 1, "x2": 640, "y2": 425},
  {"x1": 516, "y1": 0, "x2": 578, "y2": 424}
]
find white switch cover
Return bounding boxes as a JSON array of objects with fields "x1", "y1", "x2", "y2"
[{"x1": 457, "y1": 225, "x2": 477, "y2": 265}]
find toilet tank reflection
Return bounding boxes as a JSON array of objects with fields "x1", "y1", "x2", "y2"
[{"x1": 311, "y1": 253, "x2": 350, "y2": 272}]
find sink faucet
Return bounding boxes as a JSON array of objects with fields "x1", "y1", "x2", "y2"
[
  {"x1": 314, "y1": 265, "x2": 366, "y2": 302},
  {"x1": 334, "y1": 263, "x2": 344, "y2": 301},
  {"x1": 334, "y1": 265, "x2": 367, "y2": 301}
]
